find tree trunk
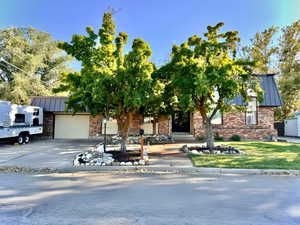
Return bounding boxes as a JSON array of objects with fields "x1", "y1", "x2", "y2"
[
  {"x1": 117, "y1": 112, "x2": 133, "y2": 152},
  {"x1": 152, "y1": 119, "x2": 157, "y2": 135},
  {"x1": 205, "y1": 121, "x2": 214, "y2": 151}
]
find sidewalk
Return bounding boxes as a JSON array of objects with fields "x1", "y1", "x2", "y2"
[{"x1": 278, "y1": 136, "x2": 300, "y2": 143}]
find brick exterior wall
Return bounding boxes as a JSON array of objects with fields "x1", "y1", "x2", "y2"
[
  {"x1": 89, "y1": 113, "x2": 143, "y2": 137},
  {"x1": 192, "y1": 107, "x2": 277, "y2": 140},
  {"x1": 89, "y1": 115, "x2": 102, "y2": 137},
  {"x1": 42, "y1": 112, "x2": 54, "y2": 138},
  {"x1": 129, "y1": 113, "x2": 143, "y2": 135},
  {"x1": 42, "y1": 107, "x2": 276, "y2": 140},
  {"x1": 158, "y1": 115, "x2": 171, "y2": 135}
]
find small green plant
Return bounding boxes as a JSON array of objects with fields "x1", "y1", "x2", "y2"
[
  {"x1": 230, "y1": 135, "x2": 241, "y2": 141},
  {"x1": 196, "y1": 136, "x2": 206, "y2": 142},
  {"x1": 214, "y1": 133, "x2": 224, "y2": 141}
]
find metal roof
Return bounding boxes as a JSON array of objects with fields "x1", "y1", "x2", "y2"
[
  {"x1": 31, "y1": 96, "x2": 74, "y2": 112},
  {"x1": 31, "y1": 74, "x2": 282, "y2": 112},
  {"x1": 229, "y1": 74, "x2": 282, "y2": 107}
]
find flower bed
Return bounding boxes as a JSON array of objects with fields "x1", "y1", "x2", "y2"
[
  {"x1": 181, "y1": 144, "x2": 245, "y2": 155},
  {"x1": 73, "y1": 144, "x2": 148, "y2": 166},
  {"x1": 108, "y1": 135, "x2": 174, "y2": 145}
]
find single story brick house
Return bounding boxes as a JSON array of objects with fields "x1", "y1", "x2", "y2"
[{"x1": 31, "y1": 74, "x2": 282, "y2": 140}]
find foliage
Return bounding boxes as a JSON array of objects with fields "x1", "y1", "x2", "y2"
[
  {"x1": 157, "y1": 22, "x2": 262, "y2": 149},
  {"x1": 241, "y1": 26, "x2": 278, "y2": 74},
  {"x1": 214, "y1": 133, "x2": 224, "y2": 141},
  {"x1": 276, "y1": 20, "x2": 300, "y2": 120},
  {"x1": 242, "y1": 21, "x2": 300, "y2": 120},
  {"x1": 190, "y1": 141, "x2": 300, "y2": 170},
  {"x1": 196, "y1": 136, "x2": 206, "y2": 142},
  {"x1": 0, "y1": 27, "x2": 72, "y2": 104},
  {"x1": 55, "y1": 12, "x2": 159, "y2": 151},
  {"x1": 229, "y1": 134, "x2": 241, "y2": 141}
]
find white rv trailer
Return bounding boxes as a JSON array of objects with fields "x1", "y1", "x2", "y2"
[{"x1": 0, "y1": 100, "x2": 43, "y2": 144}]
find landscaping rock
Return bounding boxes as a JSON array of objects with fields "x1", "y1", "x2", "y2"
[
  {"x1": 108, "y1": 134, "x2": 174, "y2": 145},
  {"x1": 139, "y1": 159, "x2": 145, "y2": 165},
  {"x1": 181, "y1": 145, "x2": 245, "y2": 155}
]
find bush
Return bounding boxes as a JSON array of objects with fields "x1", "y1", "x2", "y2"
[
  {"x1": 214, "y1": 133, "x2": 224, "y2": 141},
  {"x1": 230, "y1": 135, "x2": 241, "y2": 141},
  {"x1": 196, "y1": 136, "x2": 206, "y2": 142}
]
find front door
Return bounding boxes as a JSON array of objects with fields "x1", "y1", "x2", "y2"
[{"x1": 172, "y1": 111, "x2": 190, "y2": 132}]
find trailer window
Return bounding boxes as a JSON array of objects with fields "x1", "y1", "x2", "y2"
[
  {"x1": 33, "y1": 109, "x2": 39, "y2": 116},
  {"x1": 15, "y1": 114, "x2": 25, "y2": 123}
]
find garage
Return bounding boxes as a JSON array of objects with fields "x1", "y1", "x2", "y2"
[{"x1": 54, "y1": 114, "x2": 89, "y2": 139}]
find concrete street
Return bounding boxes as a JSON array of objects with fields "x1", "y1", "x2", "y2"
[{"x1": 0, "y1": 172, "x2": 300, "y2": 225}]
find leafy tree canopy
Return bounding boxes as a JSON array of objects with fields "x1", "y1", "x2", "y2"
[
  {"x1": 277, "y1": 20, "x2": 300, "y2": 120},
  {"x1": 56, "y1": 12, "x2": 160, "y2": 150},
  {"x1": 0, "y1": 27, "x2": 72, "y2": 104},
  {"x1": 242, "y1": 26, "x2": 278, "y2": 74},
  {"x1": 157, "y1": 22, "x2": 262, "y2": 149}
]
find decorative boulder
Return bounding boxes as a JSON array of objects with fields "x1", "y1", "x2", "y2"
[
  {"x1": 96, "y1": 144, "x2": 104, "y2": 153},
  {"x1": 139, "y1": 159, "x2": 145, "y2": 165}
]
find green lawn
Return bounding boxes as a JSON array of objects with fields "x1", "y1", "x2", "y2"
[{"x1": 190, "y1": 141, "x2": 300, "y2": 170}]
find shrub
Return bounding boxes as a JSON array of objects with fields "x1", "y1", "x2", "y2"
[
  {"x1": 214, "y1": 133, "x2": 224, "y2": 141},
  {"x1": 196, "y1": 136, "x2": 206, "y2": 142},
  {"x1": 230, "y1": 134, "x2": 241, "y2": 141}
]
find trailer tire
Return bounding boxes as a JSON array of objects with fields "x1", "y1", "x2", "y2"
[
  {"x1": 17, "y1": 134, "x2": 24, "y2": 144},
  {"x1": 24, "y1": 134, "x2": 30, "y2": 144}
]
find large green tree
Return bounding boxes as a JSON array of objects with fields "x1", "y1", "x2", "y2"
[
  {"x1": 158, "y1": 23, "x2": 262, "y2": 149},
  {"x1": 0, "y1": 27, "x2": 72, "y2": 104},
  {"x1": 241, "y1": 26, "x2": 278, "y2": 74},
  {"x1": 276, "y1": 20, "x2": 300, "y2": 120},
  {"x1": 56, "y1": 12, "x2": 158, "y2": 151}
]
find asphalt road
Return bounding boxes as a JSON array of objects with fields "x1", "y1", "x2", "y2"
[{"x1": 0, "y1": 172, "x2": 300, "y2": 225}]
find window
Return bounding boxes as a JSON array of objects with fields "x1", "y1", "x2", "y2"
[
  {"x1": 15, "y1": 114, "x2": 25, "y2": 123},
  {"x1": 33, "y1": 109, "x2": 39, "y2": 116},
  {"x1": 211, "y1": 111, "x2": 222, "y2": 125},
  {"x1": 246, "y1": 98, "x2": 257, "y2": 125}
]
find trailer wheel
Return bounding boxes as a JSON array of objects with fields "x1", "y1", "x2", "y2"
[
  {"x1": 24, "y1": 134, "x2": 30, "y2": 144},
  {"x1": 17, "y1": 135, "x2": 24, "y2": 144}
]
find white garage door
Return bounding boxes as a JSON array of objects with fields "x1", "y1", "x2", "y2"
[{"x1": 55, "y1": 115, "x2": 89, "y2": 139}]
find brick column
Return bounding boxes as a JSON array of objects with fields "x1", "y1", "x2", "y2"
[
  {"x1": 43, "y1": 112, "x2": 54, "y2": 138},
  {"x1": 89, "y1": 115, "x2": 102, "y2": 137},
  {"x1": 158, "y1": 115, "x2": 171, "y2": 135}
]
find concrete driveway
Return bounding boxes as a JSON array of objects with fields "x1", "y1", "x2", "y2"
[
  {"x1": 0, "y1": 139, "x2": 193, "y2": 170},
  {"x1": 0, "y1": 139, "x2": 99, "y2": 169},
  {"x1": 0, "y1": 172, "x2": 300, "y2": 225}
]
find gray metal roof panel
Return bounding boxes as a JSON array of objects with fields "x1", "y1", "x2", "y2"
[
  {"x1": 230, "y1": 74, "x2": 282, "y2": 107},
  {"x1": 31, "y1": 97, "x2": 70, "y2": 112}
]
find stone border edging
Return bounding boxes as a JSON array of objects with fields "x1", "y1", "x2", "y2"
[
  {"x1": 65, "y1": 166, "x2": 300, "y2": 175},
  {"x1": 1, "y1": 165, "x2": 300, "y2": 175}
]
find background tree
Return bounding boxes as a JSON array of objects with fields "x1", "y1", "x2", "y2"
[
  {"x1": 56, "y1": 12, "x2": 158, "y2": 151},
  {"x1": 276, "y1": 20, "x2": 300, "y2": 120},
  {"x1": 241, "y1": 26, "x2": 278, "y2": 74},
  {"x1": 158, "y1": 23, "x2": 263, "y2": 150},
  {"x1": 0, "y1": 27, "x2": 72, "y2": 104}
]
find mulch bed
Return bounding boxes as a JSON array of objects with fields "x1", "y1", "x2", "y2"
[{"x1": 106, "y1": 150, "x2": 142, "y2": 163}]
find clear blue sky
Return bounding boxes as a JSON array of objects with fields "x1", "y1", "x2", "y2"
[{"x1": 1, "y1": 0, "x2": 300, "y2": 68}]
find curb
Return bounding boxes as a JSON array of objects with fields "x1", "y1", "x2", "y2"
[{"x1": 1, "y1": 165, "x2": 300, "y2": 176}]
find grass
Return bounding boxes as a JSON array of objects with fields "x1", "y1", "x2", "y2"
[{"x1": 190, "y1": 141, "x2": 300, "y2": 170}]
